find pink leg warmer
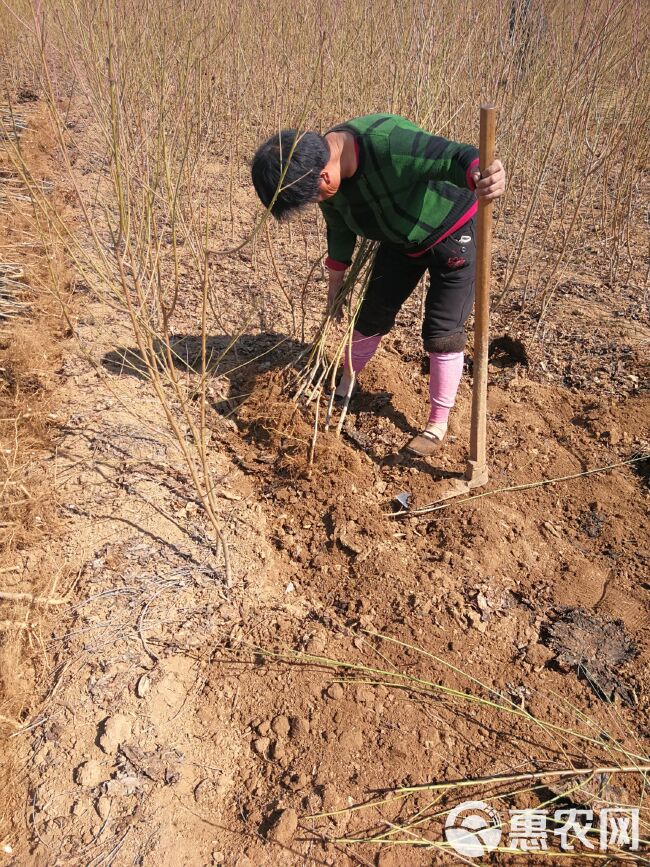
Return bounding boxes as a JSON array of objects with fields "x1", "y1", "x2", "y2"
[
  {"x1": 343, "y1": 329, "x2": 382, "y2": 373},
  {"x1": 428, "y1": 351, "x2": 464, "y2": 424}
]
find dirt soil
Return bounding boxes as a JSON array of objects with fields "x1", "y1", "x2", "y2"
[{"x1": 1, "y1": 101, "x2": 649, "y2": 867}]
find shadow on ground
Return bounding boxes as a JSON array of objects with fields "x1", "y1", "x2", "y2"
[{"x1": 101, "y1": 332, "x2": 423, "y2": 451}]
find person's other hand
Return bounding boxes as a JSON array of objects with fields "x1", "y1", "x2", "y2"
[
  {"x1": 326, "y1": 268, "x2": 346, "y2": 322},
  {"x1": 472, "y1": 159, "x2": 506, "y2": 201}
]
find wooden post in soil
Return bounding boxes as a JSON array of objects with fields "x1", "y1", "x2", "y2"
[{"x1": 464, "y1": 103, "x2": 496, "y2": 489}]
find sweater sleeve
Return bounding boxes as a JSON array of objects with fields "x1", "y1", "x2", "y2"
[
  {"x1": 389, "y1": 123, "x2": 479, "y2": 190},
  {"x1": 319, "y1": 201, "x2": 357, "y2": 267}
]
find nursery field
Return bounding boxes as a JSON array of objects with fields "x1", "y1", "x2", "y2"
[{"x1": 0, "y1": 1, "x2": 649, "y2": 864}]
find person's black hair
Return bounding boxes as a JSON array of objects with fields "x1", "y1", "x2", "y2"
[{"x1": 251, "y1": 129, "x2": 329, "y2": 220}]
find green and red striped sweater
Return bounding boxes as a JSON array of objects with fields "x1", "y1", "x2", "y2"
[{"x1": 319, "y1": 114, "x2": 479, "y2": 270}]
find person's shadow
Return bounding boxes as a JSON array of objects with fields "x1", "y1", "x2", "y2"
[
  {"x1": 102, "y1": 331, "x2": 304, "y2": 414},
  {"x1": 102, "y1": 331, "x2": 421, "y2": 456}
]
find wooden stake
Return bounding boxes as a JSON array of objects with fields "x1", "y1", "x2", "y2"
[{"x1": 465, "y1": 103, "x2": 496, "y2": 487}]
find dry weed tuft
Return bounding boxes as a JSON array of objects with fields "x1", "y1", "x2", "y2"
[
  {"x1": 0, "y1": 101, "x2": 69, "y2": 851},
  {"x1": 0, "y1": 297, "x2": 62, "y2": 554}
]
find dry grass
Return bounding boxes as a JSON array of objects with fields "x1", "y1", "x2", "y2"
[
  {"x1": 0, "y1": 103, "x2": 70, "y2": 851},
  {"x1": 0, "y1": 319, "x2": 59, "y2": 551},
  {"x1": 0, "y1": 315, "x2": 62, "y2": 845}
]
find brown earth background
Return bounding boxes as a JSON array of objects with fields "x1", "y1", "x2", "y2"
[{"x1": 1, "y1": 5, "x2": 649, "y2": 865}]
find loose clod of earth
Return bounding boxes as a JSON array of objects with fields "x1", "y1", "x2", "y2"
[
  {"x1": 98, "y1": 715, "x2": 133, "y2": 755},
  {"x1": 266, "y1": 808, "x2": 299, "y2": 846}
]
